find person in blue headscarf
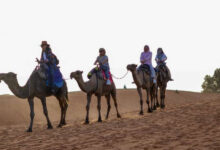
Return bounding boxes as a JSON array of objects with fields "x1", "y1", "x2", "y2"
[
  {"x1": 39, "y1": 41, "x2": 63, "y2": 93},
  {"x1": 155, "y1": 48, "x2": 173, "y2": 81}
]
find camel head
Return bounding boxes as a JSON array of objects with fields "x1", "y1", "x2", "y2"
[
  {"x1": 127, "y1": 64, "x2": 138, "y2": 72},
  {"x1": 0, "y1": 72, "x2": 17, "y2": 84},
  {"x1": 70, "y1": 71, "x2": 83, "y2": 80}
]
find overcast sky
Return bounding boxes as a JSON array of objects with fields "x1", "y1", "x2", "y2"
[{"x1": 0, "y1": 0, "x2": 219, "y2": 95}]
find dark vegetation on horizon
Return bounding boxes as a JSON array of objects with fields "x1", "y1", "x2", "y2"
[{"x1": 202, "y1": 68, "x2": 220, "y2": 93}]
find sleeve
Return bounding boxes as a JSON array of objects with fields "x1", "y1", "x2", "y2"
[
  {"x1": 140, "y1": 52, "x2": 144, "y2": 61},
  {"x1": 162, "y1": 54, "x2": 167, "y2": 62}
]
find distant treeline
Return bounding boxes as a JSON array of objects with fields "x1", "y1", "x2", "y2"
[{"x1": 202, "y1": 68, "x2": 220, "y2": 93}]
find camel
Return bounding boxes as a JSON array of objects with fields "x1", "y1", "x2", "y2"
[
  {"x1": 155, "y1": 64, "x2": 170, "y2": 109},
  {"x1": 0, "y1": 69, "x2": 68, "y2": 132},
  {"x1": 70, "y1": 70, "x2": 121, "y2": 124},
  {"x1": 127, "y1": 64, "x2": 157, "y2": 115}
]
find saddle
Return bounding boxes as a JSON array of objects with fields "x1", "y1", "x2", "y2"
[
  {"x1": 138, "y1": 64, "x2": 151, "y2": 74},
  {"x1": 87, "y1": 67, "x2": 113, "y2": 83}
]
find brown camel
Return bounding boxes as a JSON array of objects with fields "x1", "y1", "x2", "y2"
[
  {"x1": 70, "y1": 70, "x2": 121, "y2": 124},
  {"x1": 0, "y1": 70, "x2": 68, "y2": 132},
  {"x1": 127, "y1": 64, "x2": 156, "y2": 115},
  {"x1": 155, "y1": 65, "x2": 170, "y2": 109}
]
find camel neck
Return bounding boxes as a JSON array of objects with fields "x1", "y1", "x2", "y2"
[
  {"x1": 131, "y1": 70, "x2": 142, "y2": 87},
  {"x1": 4, "y1": 78, "x2": 29, "y2": 99},
  {"x1": 76, "y1": 75, "x2": 96, "y2": 93}
]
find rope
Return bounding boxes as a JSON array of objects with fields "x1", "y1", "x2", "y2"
[
  {"x1": 63, "y1": 78, "x2": 71, "y2": 81},
  {"x1": 111, "y1": 71, "x2": 129, "y2": 80}
]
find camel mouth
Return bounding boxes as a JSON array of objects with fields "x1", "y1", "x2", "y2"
[{"x1": 70, "y1": 73, "x2": 74, "y2": 79}]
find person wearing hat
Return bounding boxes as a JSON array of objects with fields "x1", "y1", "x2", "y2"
[
  {"x1": 139, "y1": 45, "x2": 156, "y2": 84},
  {"x1": 94, "y1": 48, "x2": 111, "y2": 85},
  {"x1": 155, "y1": 48, "x2": 173, "y2": 81},
  {"x1": 38, "y1": 41, "x2": 62, "y2": 93}
]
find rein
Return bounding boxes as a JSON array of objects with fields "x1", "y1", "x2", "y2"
[{"x1": 111, "y1": 71, "x2": 129, "y2": 80}]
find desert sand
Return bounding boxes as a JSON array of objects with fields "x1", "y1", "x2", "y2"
[{"x1": 0, "y1": 89, "x2": 219, "y2": 150}]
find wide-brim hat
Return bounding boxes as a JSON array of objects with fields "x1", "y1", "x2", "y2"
[{"x1": 41, "y1": 41, "x2": 49, "y2": 47}]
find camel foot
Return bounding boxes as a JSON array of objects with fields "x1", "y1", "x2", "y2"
[
  {"x1": 62, "y1": 121, "x2": 67, "y2": 126},
  {"x1": 139, "y1": 111, "x2": 144, "y2": 115},
  {"x1": 57, "y1": 124, "x2": 63, "y2": 128},
  {"x1": 84, "y1": 120, "x2": 89, "y2": 124},
  {"x1": 47, "y1": 124, "x2": 53, "y2": 129},
  {"x1": 153, "y1": 106, "x2": 157, "y2": 110},
  {"x1": 26, "y1": 128, "x2": 32, "y2": 132},
  {"x1": 117, "y1": 114, "x2": 121, "y2": 118},
  {"x1": 156, "y1": 103, "x2": 160, "y2": 107},
  {"x1": 105, "y1": 116, "x2": 109, "y2": 120},
  {"x1": 148, "y1": 109, "x2": 153, "y2": 113},
  {"x1": 98, "y1": 118, "x2": 102, "y2": 122},
  {"x1": 161, "y1": 105, "x2": 165, "y2": 109}
]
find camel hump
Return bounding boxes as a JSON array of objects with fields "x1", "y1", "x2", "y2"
[{"x1": 34, "y1": 67, "x2": 47, "y2": 80}]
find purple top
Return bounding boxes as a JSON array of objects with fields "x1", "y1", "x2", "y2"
[{"x1": 140, "y1": 51, "x2": 152, "y2": 65}]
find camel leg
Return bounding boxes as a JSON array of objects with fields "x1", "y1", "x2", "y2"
[
  {"x1": 146, "y1": 89, "x2": 152, "y2": 113},
  {"x1": 40, "y1": 97, "x2": 53, "y2": 129},
  {"x1": 57, "y1": 99, "x2": 64, "y2": 128},
  {"x1": 97, "y1": 96, "x2": 102, "y2": 122},
  {"x1": 62, "y1": 101, "x2": 68, "y2": 125},
  {"x1": 85, "y1": 94, "x2": 92, "y2": 124},
  {"x1": 162, "y1": 85, "x2": 167, "y2": 109},
  {"x1": 160, "y1": 86, "x2": 166, "y2": 109},
  {"x1": 111, "y1": 91, "x2": 121, "y2": 118},
  {"x1": 105, "y1": 95, "x2": 111, "y2": 120},
  {"x1": 137, "y1": 88, "x2": 144, "y2": 115},
  {"x1": 152, "y1": 85, "x2": 157, "y2": 110},
  {"x1": 156, "y1": 86, "x2": 160, "y2": 107},
  {"x1": 150, "y1": 88, "x2": 154, "y2": 111},
  {"x1": 27, "y1": 97, "x2": 35, "y2": 132},
  {"x1": 60, "y1": 96, "x2": 68, "y2": 125}
]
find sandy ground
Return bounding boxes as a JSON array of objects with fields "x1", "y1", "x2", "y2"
[{"x1": 0, "y1": 89, "x2": 219, "y2": 150}]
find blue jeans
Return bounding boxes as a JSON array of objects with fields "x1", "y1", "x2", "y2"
[
  {"x1": 100, "y1": 65, "x2": 110, "y2": 79},
  {"x1": 149, "y1": 64, "x2": 156, "y2": 79}
]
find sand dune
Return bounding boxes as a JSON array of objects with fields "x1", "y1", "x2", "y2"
[{"x1": 0, "y1": 90, "x2": 219, "y2": 149}]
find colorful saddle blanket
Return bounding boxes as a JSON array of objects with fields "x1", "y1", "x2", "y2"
[{"x1": 87, "y1": 67, "x2": 113, "y2": 83}]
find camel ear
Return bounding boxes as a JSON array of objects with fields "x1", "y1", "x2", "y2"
[
  {"x1": 134, "y1": 64, "x2": 138, "y2": 67},
  {"x1": 80, "y1": 71, "x2": 83, "y2": 74}
]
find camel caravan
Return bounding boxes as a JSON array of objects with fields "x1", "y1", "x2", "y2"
[{"x1": 0, "y1": 41, "x2": 173, "y2": 132}]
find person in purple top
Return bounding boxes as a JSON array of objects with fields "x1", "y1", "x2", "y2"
[{"x1": 140, "y1": 45, "x2": 156, "y2": 83}]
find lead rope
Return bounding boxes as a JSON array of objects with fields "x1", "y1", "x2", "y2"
[{"x1": 111, "y1": 71, "x2": 129, "y2": 80}]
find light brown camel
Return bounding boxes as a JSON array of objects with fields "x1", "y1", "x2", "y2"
[
  {"x1": 127, "y1": 64, "x2": 157, "y2": 114},
  {"x1": 0, "y1": 70, "x2": 68, "y2": 132},
  {"x1": 155, "y1": 64, "x2": 170, "y2": 109},
  {"x1": 70, "y1": 70, "x2": 121, "y2": 124}
]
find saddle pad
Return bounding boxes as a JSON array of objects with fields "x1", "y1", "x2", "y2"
[{"x1": 101, "y1": 71, "x2": 113, "y2": 83}]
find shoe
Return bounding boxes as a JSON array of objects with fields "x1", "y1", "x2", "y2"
[
  {"x1": 106, "y1": 79, "x2": 111, "y2": 85},
  {"x1": 169, "y1": 78, "x2": 174, "y2": 81}
]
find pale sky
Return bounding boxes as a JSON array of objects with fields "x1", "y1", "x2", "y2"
[{"x1": 0, "y1": 0, "x2": 219, "y2": 95}]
